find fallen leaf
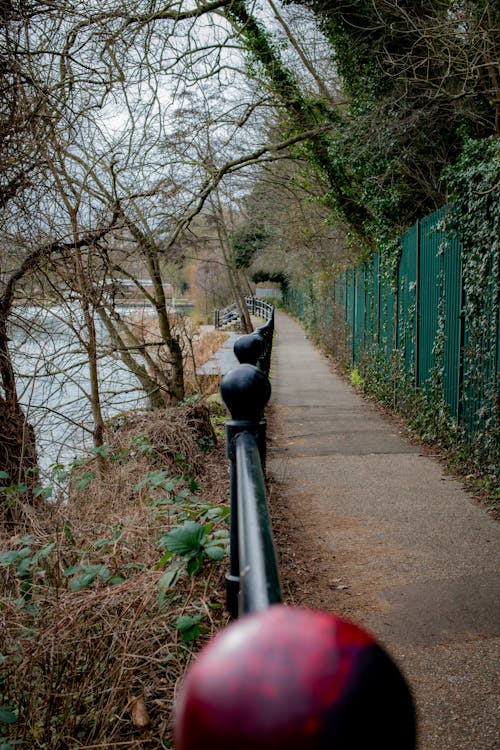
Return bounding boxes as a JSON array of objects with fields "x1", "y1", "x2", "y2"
[{"x1": 130, "y1": 695, "x2": 150, "y2": 729}]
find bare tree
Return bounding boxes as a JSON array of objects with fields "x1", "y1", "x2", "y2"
[{"x1": 0, "y1": 0, "x2": 348, "y2": 485}]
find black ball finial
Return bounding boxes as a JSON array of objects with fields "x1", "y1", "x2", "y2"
[
  {"x1": 234, "y1": 334, "x2": 263, "y2": 366},
  {"x1": 220, "y1": 364, "x2": 271, "y2": 421}
]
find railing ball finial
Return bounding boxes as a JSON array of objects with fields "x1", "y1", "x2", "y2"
[
  {"x1": 220, "y1": 363, "x2": 271, "y2": 422},
  {"x1": 234, "y1": 333, "x2": 264, "y2": 366},
  {"x1": 174, "y1": 606, "x2": 416, "y2": 750}
]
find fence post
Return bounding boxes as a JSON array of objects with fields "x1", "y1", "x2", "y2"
[
  {"x1": 234, "y1": 332, "x2": 264, "y2": 367},
  {"x1": 220, "y1": 364, "x2": 271, "y2": 617}
]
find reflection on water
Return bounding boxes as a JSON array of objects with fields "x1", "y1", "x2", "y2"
[{"x1": 11, "y1": 303, "x2": 151, "y2": 470}]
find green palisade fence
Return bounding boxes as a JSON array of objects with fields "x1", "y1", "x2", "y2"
[
  {"x1": 417, "y1": 209, "x2": 442, "y2": 386},
  {"x1": 285, "y1": 205, "x2": 499, "y2": 449},
  {"x1": 398, "y1": 223, "x2": 418, "y2": 377}
]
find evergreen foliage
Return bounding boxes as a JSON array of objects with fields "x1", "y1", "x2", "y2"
[
  {"x1": 231, "y1": 225, "x2": 269, "y2": 269},
  {"x1": 273, "y1": 1, "x2": 498, "y2": 242},
  {"x1": 443, "y1": 136, "x2": 499, "y2": 476}
]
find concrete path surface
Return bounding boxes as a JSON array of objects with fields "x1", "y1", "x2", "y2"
[
  {"x1": 196, "y1": 332, "x2": 241, "y2": 376},
  {"x1": 267, "y1": 312, "x2": 500, "y2": 750},
  {"x1": 197, "y1": 317, "x2": 267, "y2": 376}
]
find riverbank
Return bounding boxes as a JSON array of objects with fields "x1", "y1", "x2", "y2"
[{"x1": 0, "y1": 402, "x2": 230, "y2": 747}]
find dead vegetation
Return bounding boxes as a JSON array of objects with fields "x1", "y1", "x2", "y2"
[
  {"x1": 127, "y1": 311, "x2": 228, "y2": 399},
  {"x1": 0, "y1": 404, "x2": 230, "y2": 748}
]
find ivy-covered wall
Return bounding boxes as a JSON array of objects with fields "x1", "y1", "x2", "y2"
[{"x1": 284, "y1": 200, "x2": 499, "y2": 481}]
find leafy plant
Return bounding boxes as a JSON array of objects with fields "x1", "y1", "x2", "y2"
[
  {"x1": 131, "y1": 434, "x2": 157, "y2": 458},
  {"x1": 73, "y1": 470, "x2": 96, "y2": 491},
  {"x1": 134, "y1": 470, "x2": 179, "y2": 495},
  {"x1": 0, "y1": 473, "x2": 28, "y2": 507},
  {"x1": 350, "y1": 368, "x2": 363, "y2": 387},
  {"x1": 63, "y1": 562, "x2": 124, "y2": 591},
  {"x1": 175, "y1": 614, "x2": 203, "y2": 644},
  {"x1": 0, "y1": 375, "x2": 229, "y2": 749},
  {"x1": 90, "y1": 444, "x2": 110, "y2": 459},
  {"x1": 0, "y1": 537, "x2": 55, "y2": 607},
  {"x1": 158, "y1": 521, "x2": 227, "y2": 578},
  {"x1": 0, "y1": 706, "x2": 17, "y2": 724},
  {"x1": 197, "y1": 435, "x2": 215, "y2": 452}
]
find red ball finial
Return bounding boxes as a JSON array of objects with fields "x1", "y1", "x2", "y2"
[{"x1": 174, "y1": 606, "x2": 416, "y2": 750}]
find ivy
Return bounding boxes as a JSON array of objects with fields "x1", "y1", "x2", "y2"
[
  {"x1": 231, "y1": 224, "x2": 269, "y2": 269},
  {"x1": 278, "y1": 1, "x2": 496, "y2": 246},
  {"x1": 443, "y1": 137, "x2": 500, "y2": 478},
  {"x1": 225, "y1": 0, "x2": 371, "y2": 243}
]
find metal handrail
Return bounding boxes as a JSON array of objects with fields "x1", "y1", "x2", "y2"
[
  {"x1": 233, "y1": 307, "x2": 274, "y2": 375},
  {"x1": 214, "y1": 301, "x2": 239, "y2": 329},
  {"x1": 255, "y1": 312, "x2": 274, "y2": 374},
  {"x1": 214, "y1": 296, "x2": 274, "y2": 329},
  {"x1": 234, "y1": 430, "x2": 281, "y2": 613},
  {"x1": 220, "y1": 303, "x2": 279, "y2": 617},
  {"x1": 244, "y1": 296, "x2": 274, "y2": 322}
]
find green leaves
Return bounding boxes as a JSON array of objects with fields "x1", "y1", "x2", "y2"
[
  {"x1": 74, "y1": 471, "x2": 96, "y2": 490},
  {"x1": 157, "y1": 521, "x2": 227, "y2": 590},
  {"x1": 204, "y1": 545, "x2": 225, "y2": 561},
  {"x1": 442, "y1": 136, "x2": 500, "y2": 483},
  {"x1": 0, "y1": 475, "x2": 28, "y2": 501},
  {"x1": 33, "y1": 485, "x2": 52, "y2": 499},
  {"x1": 63, "y1": 546, "x2": 126, "y2": 591},
  {"x1": 156, "y1": 514, "x2": 228, "y2": 604},
  {"x1": 160, "y1": 522, "x2": 206, "y2": 557},
  {"x1": 64, "y1": 563, "x2": 113, "y2": 591},
  {"x1": 0, "y1": 706, "x2": 17, "y2": 724},
  {"x1": 134, "y1": 470, "x2": 179, "y2": 495},
  {"x1": 175, "y1": 614, "x2": 203, "y2": 644},
  {"x1": 158, "y1": 564, "x2": 183, "y2": 591},
  {"x1": 90, "y1": 444, "x2": 110, "y2": 458},
  {"x1": 160, "y1": 521, "x2": 227, "y2": 562},
  {"x1": 0, "y1": 538, "x2": 56, "y2": 603},
  {"x1": 231, "y1": 223, "x2": 268, "y2": 269}
]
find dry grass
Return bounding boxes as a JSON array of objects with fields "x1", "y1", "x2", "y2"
[
  {"x1": 127, "y1": 312, "x2": 228, "y2": 396},
  {"x1": 0, "y1": 405, "x2": 230, "y2": 749}
]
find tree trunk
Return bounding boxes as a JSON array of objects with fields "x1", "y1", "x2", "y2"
[
  {"x1": 120, "y1": 214, "x2": 186, "y2": 404},
  {"x1": 212, "y1": 193, "x2": 254, "y2": 334},
  {"x1": 74, "y1": 245, "x2": 107, "y2": 473},
  {"x1": 0, "y1": 320, "x2": 39, "y2": 510},
  {"x1": 96, "y1": 306, "x2": 167, "y2": 409}
]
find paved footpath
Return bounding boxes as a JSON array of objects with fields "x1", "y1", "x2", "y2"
[
  {"x1": 267, "y1": 312, "x2": 500, "y2": 750},
  {"x1": 196, "y1": 332, "x2": 241, "y2": 376}
]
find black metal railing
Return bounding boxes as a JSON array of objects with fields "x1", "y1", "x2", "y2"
[
  {"x1": 214, "y1": 295, "x2": 274, "y2": 332},
  {"x1": 244, "y1": 295, "x2": 274, "y2": 322},
  {"x1": 214, "y1": 301, "x2": 240, "y2": 329},
  {"x1": 220, "y1": 312, "x2": 279, "y2": 617},
  {"x1": 233, "y1": 308, "x2": 274, "y2": 376}
]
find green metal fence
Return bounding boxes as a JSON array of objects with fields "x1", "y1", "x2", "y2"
[{"x1": 285, "y1": 206, "x2": 499, "y2": 447}]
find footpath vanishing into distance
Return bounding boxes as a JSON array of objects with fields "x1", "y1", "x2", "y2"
[{"x1": 266, "y1": 311, "x2": 499, "y2": 750}]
